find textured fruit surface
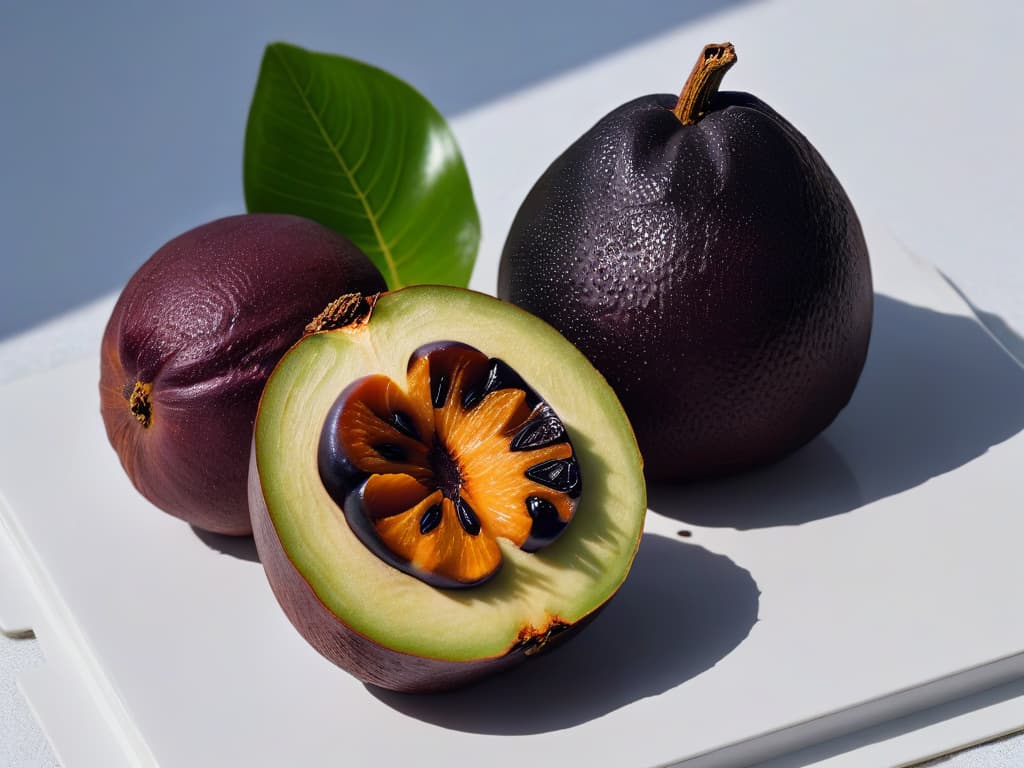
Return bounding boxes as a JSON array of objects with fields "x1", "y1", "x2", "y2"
[
  {"x1": 499, "y1": 85, "x2": 872, "y2": 480},
  {"x1": 250, "y1": 286, "x2": 645, "y2": 691},
  {"x1": 100, "y1": 214, "x2": 386, "y2": 534}
]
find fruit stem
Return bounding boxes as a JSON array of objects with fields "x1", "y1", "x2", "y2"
[
  {"x1": 129, "y1": 381, "x2": 153, "y2": 428},
  {"x1": 305, "y1": 292, "x2": 379, "y2": 334},
  {"x1": 672, "y1": 42, "x2": 737, "y2": 125}
]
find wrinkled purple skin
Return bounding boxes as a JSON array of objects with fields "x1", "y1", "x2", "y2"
[
  {"x1": 100, "y1": 214, "x2": 386, "y2": 534},
  {"x1": 499, "y1": 91, "x2": 873, "y2": 480}
]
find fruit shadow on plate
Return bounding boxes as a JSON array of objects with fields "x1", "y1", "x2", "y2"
[
  {"x1": 649, "y1": 293, "x2": 1024, "y2": 529},
  {"x1": 368, "y1": 532, "x2": 759, "y2": 733},
  {"x1": 191, "y1": 526, "x2": 260, "y2": 562}
]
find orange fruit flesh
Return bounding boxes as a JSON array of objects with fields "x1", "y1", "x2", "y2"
[{"x1": 332, "y1": 345, "x2": 579, "y2": 586}]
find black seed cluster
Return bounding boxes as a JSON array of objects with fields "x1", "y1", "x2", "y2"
[
  {"x1": 526, "y1": 458, "x2": 581, "y2": 497},
  {"x1": 511, "y1": 406, "x2": 567, "y2": 451},
  {"x1": 320, "y1": 341, "x2": 583, "y2": 589}
]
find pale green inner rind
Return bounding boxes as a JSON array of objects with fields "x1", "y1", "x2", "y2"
[{"x1": 255, "y1": 286, "x2": 645, "y2": 662}]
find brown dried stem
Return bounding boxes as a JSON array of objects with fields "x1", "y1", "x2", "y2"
[{"x1": 672, "y1": 42, "x2": 737, "y2": 125}]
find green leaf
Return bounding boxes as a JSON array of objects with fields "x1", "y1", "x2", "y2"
[{"x1": 244, "y1": 42, "x2": 479, "y2": 289}]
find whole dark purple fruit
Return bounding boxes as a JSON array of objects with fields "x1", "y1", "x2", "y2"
[
  {"x1": 100, "y1": 214, "x2": 386, "y2": 534},
  {"x1": 499, "y1": 43, "x2": 873, "y2": 480}
]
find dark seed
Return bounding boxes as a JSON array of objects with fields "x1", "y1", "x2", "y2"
[
  {"x1": 389, "y1": 410, "x2": 418, "y2": 440},
  {"x1": 482, "y1": 362, "x2": 502, "y2": 394},
  {"x1": 461, "y1": 385, "x2": 483, "y2": 410},
  {"x1": 431, "y1": 373, "x2": 450, "y2": 408},
  {"x1": 523, "y1": 496, "x2": 567, "y2": 551},
  {"x1": 375, "y1": 443, "x2": 406, "y2": 462},
  {"x1": 419, "y1": 504, "x2": 442, "y2": 535},
  {"x1": 455, "y1": 496, "x2": 481, "y2": 536},
  {"x1": 511, "y1": 408, "x2": 567, "y2": 451},
  {"x1": 485, "y1": 359, "x2": 539, "y2": 406},
  {"x1": 526, "y1": 458, "x2": 581, "y2": 495}
]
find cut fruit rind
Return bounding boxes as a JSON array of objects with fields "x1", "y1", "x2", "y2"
[{"x1": 250, "y1": 286, "x2": 645, "y2": 687}]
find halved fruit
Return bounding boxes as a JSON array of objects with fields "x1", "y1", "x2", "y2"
[{"x1": 249, "y1": 286, "x2": 646, "y2": 692}]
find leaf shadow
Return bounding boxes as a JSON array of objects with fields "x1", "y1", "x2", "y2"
[
  {"x1": 650, "y1": 294, "x2": 1024, "y2": 529},
  {"x1": 367, "y1": 532, "x2": 759, "y2": 734}
]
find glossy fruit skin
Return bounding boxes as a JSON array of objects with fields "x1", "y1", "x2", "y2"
[
  {"x1": 100, "y1": 214, "x2": 386, "y2": 534},
  {"x1": 499, "y1": 91, "x2": 872, "y2": 480}
]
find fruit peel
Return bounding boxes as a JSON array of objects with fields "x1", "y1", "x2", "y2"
[
  {"x1": 99, "y1": 213, "x2": 387, "y2": 534},
  {"x1": 249, "y1": 286, "x2": 646, "y2": 691},
  {"x1": 498, "y1": 45, "x2": 872, "y2": 480}
]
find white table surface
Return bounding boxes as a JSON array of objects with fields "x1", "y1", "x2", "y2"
[{"x1": 2, "y1": 1, "x2": 1022, "y2": 766}]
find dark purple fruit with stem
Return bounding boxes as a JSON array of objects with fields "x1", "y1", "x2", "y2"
[
  {"x1": 100, "y1": 214, "x2": 386, "y2": 534},
  {"x1": 499, "y1": 43, "x2": 872, "y2": 480}
]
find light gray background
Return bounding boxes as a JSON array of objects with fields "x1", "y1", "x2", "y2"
[
  {"x1": 0, "y1": 0, "x2": 751, "y2": 340},
  {"x1": 3, "y1": 0, "x2": 1021, "y2": 347}
]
